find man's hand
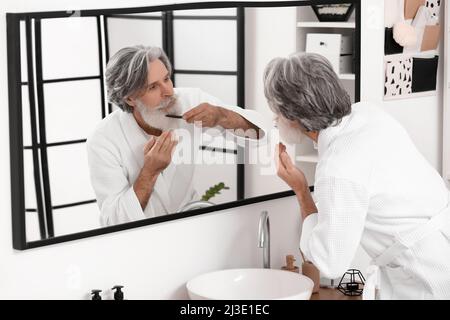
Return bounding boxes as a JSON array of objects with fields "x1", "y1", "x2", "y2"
[
  {"x1": 134, "y1": 131, "x2": 178, "y2": 210},
  {"x1": 182, "y1": 103, "x2": 225, "y2": 128},
  {"x1": 276, "y1": 143, "x2": 317, "y2": 219},
  {"x1": 183, "y1": 103, "x2": 260, "y2": 138},
  {"x1": 276, "y1": 143, "x2": 308, "y2": 194},
  {"x1": 142, "y1": 131, "x2": 178, "y2": 176}
]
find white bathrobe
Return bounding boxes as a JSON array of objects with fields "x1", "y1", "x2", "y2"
[
  {"x1": 87, "y1": 88, "x2": 266, "y2": 227},
  {"x1": 300, "y1": 101, "x2": 450, "y2": 299}
]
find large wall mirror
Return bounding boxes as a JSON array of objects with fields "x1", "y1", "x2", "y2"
[{"x1": 7, "y1": 0, "x2": 360, "y2": 250}]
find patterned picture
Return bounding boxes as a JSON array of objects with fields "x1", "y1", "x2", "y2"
[{"x1": 384, "y1": 0, "x2": 441, "y2": 100}]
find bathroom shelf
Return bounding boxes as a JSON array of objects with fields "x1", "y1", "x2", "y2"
[
  {"x1": 338, "y1": 73, "x2": 355, "y2": 80},
  {"x1": 297, "y1": 21, "x2": 355, "y2": 29},
  {"x1": 296, "y1": 153, "x2": 319, "y2": 164}
]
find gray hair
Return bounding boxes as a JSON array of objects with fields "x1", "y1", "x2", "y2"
[
  {"x1": 263, "y1": 52, "x2": 351, "y2": 132},
  {"x1": 105, "y1": 45, "x2": 172, "y2": 113}
]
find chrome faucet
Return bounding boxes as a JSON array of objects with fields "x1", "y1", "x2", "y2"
[{"x1": 258, "y1": 211, "x2": 270, "y2": 269}]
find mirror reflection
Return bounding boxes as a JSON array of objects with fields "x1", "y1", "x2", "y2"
[
  {"x1": 90, "y1": 44, "x2": 264, "y2": 226},
  {"x1": 12, "y1": 3, "x2": 357, "y2": 244}
]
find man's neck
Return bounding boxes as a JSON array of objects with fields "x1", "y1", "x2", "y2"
[{"x1": 132, "y1": 110, "x2": 163, "y2": 137}]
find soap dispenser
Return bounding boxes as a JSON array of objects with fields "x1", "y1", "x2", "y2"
[
  {"x1": 112, "y1": 285, "x2": 124, "y2": 300},
  {"x1": 91, "y1": 289, "x2": 102, "y2": 300},
  {"x1": 281, "y1": 255, "x2": 299, "y2": 273}
]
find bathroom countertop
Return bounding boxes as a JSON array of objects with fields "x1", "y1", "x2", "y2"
[{"x1": 310, "y1": 288, "x2": 362, "y2": 300}]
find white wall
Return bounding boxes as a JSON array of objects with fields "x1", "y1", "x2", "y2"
[
  {"x1": 441, "y1": 2, "x2": 449, "y2": 181},
  {"x1": 0, "y1": 0, "x2": 444, "y2": 299}
]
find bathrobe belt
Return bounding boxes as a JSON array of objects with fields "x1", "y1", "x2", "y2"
[{"x1": 363, "y1": 200, "x2": 450, "y2": 299}]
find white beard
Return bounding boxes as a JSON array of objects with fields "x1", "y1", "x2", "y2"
[
  {"x1": 278, "y1": 119, "x2": 307, "y2": 145},
  {"x1": 136, "y1": 95, "x2": 182, "y2": 131}
]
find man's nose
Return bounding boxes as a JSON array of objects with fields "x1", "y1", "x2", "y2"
[{"x1": 161, "y1": 81, "x2": 173, "y2": 97}]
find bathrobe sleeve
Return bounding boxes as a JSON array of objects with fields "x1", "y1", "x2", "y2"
[
  {"x1": 300, "y1": 176, "x2": 369, "y2": 279},
  {"x1": 86, "y1": 133, "x2": 146, "y2": 226},
  {"x1": 197, "y1": 90, "x2": 269, "y2": 147}
]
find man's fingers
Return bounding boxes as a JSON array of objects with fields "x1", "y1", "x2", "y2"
[
  {"x1": 185, "y1": 109, "x2": 208, "y2": 124},
  {"x1": 280, "y1": 142, "x2": 287, "y2": 153},
  {"x1": 274, "y1": 144, "x2": 284, "y2": 168},
  {"x1": 161, "y1": 132, "x2": 177, "y2": 152},
  {"x1": 279, "y1": 150, "x2": 294, "y2": 169},
  {"x1": 183, "y1": 104, "x2": 207, "y2": 121},
  {"x1": 154, "y1": 131, "x2": 172, "y2": 151},
  {"x1": 143, "y1": 136, "x2": 156, "y2": 154},
  {"x1": 169, "y1": 139, "x2": 178, "y2": 156}
]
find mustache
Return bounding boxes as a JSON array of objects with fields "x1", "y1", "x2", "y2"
[{"x1": 155, "y1": 94, "x2": 178, "y2": 111}]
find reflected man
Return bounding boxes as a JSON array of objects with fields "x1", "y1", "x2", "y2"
[{"x1": 87, "y1": 45, "x2": 265, "y2": 226}]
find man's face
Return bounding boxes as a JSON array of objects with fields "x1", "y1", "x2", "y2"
[
  {"x1": 274, "y1": 114, "x2": 307, "y2": 145},
  {"x1": 135, "y1": 59, "x2": 175, "y2": 110},
  {"x1": 129, "y1": 59, "x2": 182, "y2": 130}
]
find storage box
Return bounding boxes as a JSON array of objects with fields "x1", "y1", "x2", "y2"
[
  {"x1": 306, "y1": 33, "x2": 353, "y2": 74},
  {"x1": 412, "y1": 55, "x2": 439, "y2": 92},
  {"x1": 311, "y1": 4, "x2": 355, "y2": 22}
]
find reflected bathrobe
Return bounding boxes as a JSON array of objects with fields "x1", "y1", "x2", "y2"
[
  {"x1": 300, "y1": 102, "x2": 450, "y2": 300},
  {"x1": 87, "y1": 88, "x2": 266, "y2": 227}
]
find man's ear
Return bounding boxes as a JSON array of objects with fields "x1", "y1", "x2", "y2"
[{"x1": 125, "y1": 97, "x2": 136, "y2": 109}]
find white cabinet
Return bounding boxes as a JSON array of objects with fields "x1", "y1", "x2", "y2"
[
  {"x1": 293, "y1": 5, "x2": 357, "y2": 185},
  {"x1": 306, "y1": 33, "x2": 353, "y2": 74}
]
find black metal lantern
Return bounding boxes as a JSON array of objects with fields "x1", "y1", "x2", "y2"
[{"x1": 337, "y1": 269, "x2": 365, "y2": 296}]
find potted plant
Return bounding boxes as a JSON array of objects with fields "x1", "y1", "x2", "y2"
[
  {"x1": 201, "y1": 182, "x2": 230, "y2": 202},
  {"x1": 177, "y1": 183, "x2": 230, "y2": 212}
]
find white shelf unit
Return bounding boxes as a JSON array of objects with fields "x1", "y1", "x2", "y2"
[
  {"x1": 294, "y1": 5, "x2": 356, "y2": 171},
  {"x1": 297, "y1": 21, "x2": 355, "y2": 29},
  {"x1": 339, "y1": 73, "x2": 355, "y2": 80},
  {"x1": 296, "y1": 153, "x2": 319, "y2": 164}
]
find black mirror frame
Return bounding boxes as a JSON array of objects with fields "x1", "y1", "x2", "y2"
[{"x1": 7, "y1": 0, "x2": 360, "y2": 250}]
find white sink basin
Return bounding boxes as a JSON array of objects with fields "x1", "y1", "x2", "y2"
[{"x1": 186, "y1": 268, "x2": 314, "y2": 300}]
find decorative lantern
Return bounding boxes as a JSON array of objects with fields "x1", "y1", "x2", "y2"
[{"x1": 337, "y1": 269, "x2": 365, "y2": 296}]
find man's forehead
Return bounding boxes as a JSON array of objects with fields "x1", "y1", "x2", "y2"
[{"x1": 148, "y1": 59, "x2": 168, "y2": 83}]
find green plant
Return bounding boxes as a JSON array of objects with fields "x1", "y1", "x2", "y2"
[{"x1": 201, "y1": 182, "x2": 230, "y2": 201}]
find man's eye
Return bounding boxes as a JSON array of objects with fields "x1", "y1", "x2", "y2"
[
  {"x1": 148, "y1": 85, "x2": 156, "y2": 91},
  {"x1": 164, "y1": 77, "x2": 170, "y2": 82}
]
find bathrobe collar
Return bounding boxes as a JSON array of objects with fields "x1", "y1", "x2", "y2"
[{"x1": 317, "y1": 103, "x2": 360, "y2": 159}]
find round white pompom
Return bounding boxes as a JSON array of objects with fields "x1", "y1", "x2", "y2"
[{"x1": 393, "y1": 22, "x2": 417, "y2": 47}]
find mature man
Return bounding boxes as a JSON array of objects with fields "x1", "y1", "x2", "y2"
[
  {"x1": 264, "y1": 52, "x2": 450, "y2": 299},
  {"x1": 87, "y1": 45, "x2": 264, "y2": 226}
]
